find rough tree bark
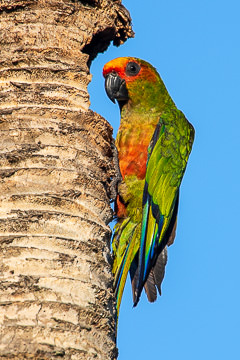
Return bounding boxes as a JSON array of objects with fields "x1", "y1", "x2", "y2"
[{"x1": 0, "y1": 1, "x2": 133, "y2": 359}]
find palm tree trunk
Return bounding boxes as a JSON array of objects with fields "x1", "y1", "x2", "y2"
[{"x1": 0, "y1": 1, "x2": 133, "y2": 359}]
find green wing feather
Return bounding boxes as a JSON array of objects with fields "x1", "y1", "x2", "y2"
[{"x1": 134, "y1": 109, "x2": 194, "y2": 305}]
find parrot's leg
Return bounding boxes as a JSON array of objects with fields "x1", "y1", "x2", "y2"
[{"x1": 110, "y1": 140, "x2": 122, "y2": 202}]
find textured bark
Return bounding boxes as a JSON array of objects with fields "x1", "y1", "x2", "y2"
[{"x1": 0, "y1": 1, "x2": 133, "y2": 359}]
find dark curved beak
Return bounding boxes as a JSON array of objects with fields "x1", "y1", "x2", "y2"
[{"x1": 105, "y1": 72, "x2": 129, "y2": 104}]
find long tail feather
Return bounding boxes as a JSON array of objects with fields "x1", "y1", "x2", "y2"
[
  {"x1": 134, "y1": 198, "x2": 164, "y2": 306},
  {"x1": 144, "y1": 269, "x2": 157, "y2": 302},
  {"x1": 153, "y1": 246, "x2": 168, "y2": 295},
  {"x1": 113, "y1": 221, "x2": 140, "y2": 316}
]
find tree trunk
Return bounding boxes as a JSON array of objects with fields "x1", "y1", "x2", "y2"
[{"x1": 0, "y1": 1, "x2": 133, "y2": 359}]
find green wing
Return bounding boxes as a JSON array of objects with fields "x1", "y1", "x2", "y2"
[{"x1": 134, "y1": 109, "x2": 194, "y2": 306}]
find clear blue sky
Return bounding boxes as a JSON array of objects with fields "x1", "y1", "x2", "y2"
[{"x1": 89, "y1": 1, "x2": 240, "y2": 359}]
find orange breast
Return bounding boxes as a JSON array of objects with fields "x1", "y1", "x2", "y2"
[
  {"x1": 118, "y1": 143, "x2": 148, "y2": 180},
  {"x1": 116, "y1": 124, "x2": 155, "y2": 181},
  {"x1": 115, "y1": 122, "x2": 156, "y2": 218}
]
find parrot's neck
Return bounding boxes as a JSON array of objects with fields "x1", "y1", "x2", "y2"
[
  {"x1": 120, "y1": 106, "x2": 160, "y2": 127},
  {"x1": 121, "y1": 77, "x2": 176, "y2": 116}
]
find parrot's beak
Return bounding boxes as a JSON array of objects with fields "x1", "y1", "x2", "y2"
[{"x1": 104, "y1": 72, "x2": 129, "y2": 104}]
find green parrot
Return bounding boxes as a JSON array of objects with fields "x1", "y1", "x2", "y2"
[{"x1": 103, "y1": 57, "x2": 194, "y2": 316}]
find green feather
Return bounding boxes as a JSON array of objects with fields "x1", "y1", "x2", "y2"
[
  {"x1": 103, "y1": 56, "x2": 195, "y2": 316},
  {"x1": 135, "y1": 109, "x2": 194, "y2": 304}
]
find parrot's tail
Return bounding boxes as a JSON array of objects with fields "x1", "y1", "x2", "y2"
[
  {"x1": 143, "y1": 247, "x2": 168, "y2": 301},
  {"x1": 112, "y1": 219, "x2": 140, "y2": 317},
  {"x1": 130, "y1": 246, "x2": 168, "y2": 304},
  {"x1": 112, "y1": 219, "x2": 169, "y2": 316}
]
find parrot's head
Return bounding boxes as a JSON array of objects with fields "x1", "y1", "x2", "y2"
[{"x1": 103, "y1": 57, "x2": 169, "y2": 112}]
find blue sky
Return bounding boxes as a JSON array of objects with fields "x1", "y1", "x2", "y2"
[{"x1": 89, "y1": 1, "x2": 240, "y2": 359}]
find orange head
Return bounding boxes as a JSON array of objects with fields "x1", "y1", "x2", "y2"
[{"x1": 103, "y1": 57, "x2": 166, "y2": 111}]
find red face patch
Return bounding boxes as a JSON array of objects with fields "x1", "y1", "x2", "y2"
[{"x1": 103, "y1": 57, "x2": 158, "y2": 85}]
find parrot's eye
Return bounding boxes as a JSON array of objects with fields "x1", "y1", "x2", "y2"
[{"x1": 126, "y1": 62, "x2": 141, "y2": 76}]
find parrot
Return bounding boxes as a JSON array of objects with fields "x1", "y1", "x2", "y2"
[{"x1": 103, "y1": 57, "x2": 194, "y2": 317}]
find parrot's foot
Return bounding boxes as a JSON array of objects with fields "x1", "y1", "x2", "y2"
[{"x1": 110, "y1": 141, "x2": 122, "y2": 202}]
